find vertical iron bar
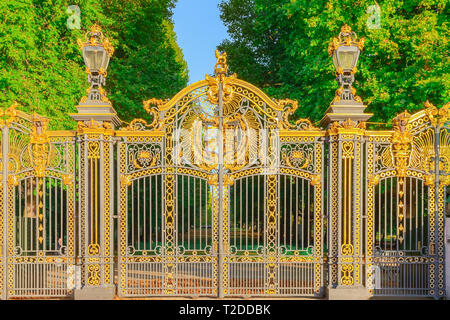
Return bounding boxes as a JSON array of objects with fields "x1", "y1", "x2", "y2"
[
  {"x1": 217, "y1": 81, "x2": 224, "y2": 298},
  {"x1": 433, "y1": 124, "x2": 440, "y2": 299},
  {"x1": 2, "y1": 126, "x2": 9, "y2": 300}
]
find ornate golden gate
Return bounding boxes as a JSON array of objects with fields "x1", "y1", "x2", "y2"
[
  {"x1": 116, "y1": 51, "x2": 325, "y2": 297},
  {"x1": 0, "y1": 106, "x2": 76, "y2": 298},
  {"x1": 0, "y1": 24, "x2": 448, "y2": 300},
  {"x1": 365, "y1": 105, "x2": 449, "y2": 298}
]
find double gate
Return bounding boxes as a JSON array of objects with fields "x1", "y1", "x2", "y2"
[
  {"x1": 0, "y1": 58, "x2": 448, "y2": 299},
  {"x1": 116, "y1": 69, "x2": 325, "y2": 297}
]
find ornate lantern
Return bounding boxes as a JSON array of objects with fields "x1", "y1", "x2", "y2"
[
  {"x1": 321, "y1": 24, "x2": 372, "y2": 127},
  {"x1": 77, "y1": 24, "x2": 114, "y2": 104},
  {"x1": 328, "y1": 24, "x2": 365, "y2": 102}
]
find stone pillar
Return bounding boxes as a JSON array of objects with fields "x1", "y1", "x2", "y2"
[
  {"x1": 324, "y1": 25, "x2": 373, "y2": 300},
  {"x1": 326, "y1": 119, "x2": 370, "y2": 300},
  {"x1": 70, "y1": 102, "x2": 120, "y2": 300}
]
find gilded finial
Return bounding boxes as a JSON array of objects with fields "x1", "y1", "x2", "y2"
[
  {"x1": 214, "y1": 49, "x2": 228, "y2": 75},
  {"x1": 341, "y1": 24, "x2": 352, "y2": 34},
  {"x1": 328, "y1": 24, "x2": 364, "y2": 56},
  {"x1": 90, "y1": 23, "x2": 102, "y2": 34},
  {"x1": 77, "y1": 24, "x2": 115, "y2": 57}
]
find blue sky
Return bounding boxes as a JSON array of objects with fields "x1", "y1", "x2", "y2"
[{"x1": 173, "y1": 0, "x2": 229, "y2": 84}]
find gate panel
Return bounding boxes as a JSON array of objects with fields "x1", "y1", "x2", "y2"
[
  {"x1": 117, "y1": 134, "x2": 165, "y2": 296},
  {"x1": 227, "y1": 174, "x2": 267, "y2": 295},
  {"x1": 366, "y1": 107, "x2": 448, "y2": 299},
  {"x1": 3, "y1": 110, "x2": 76, "y2": 298},
  {"x1": 278, "y1": 133, "x2": 324, "y2": 296},
  {"x1": 175, "y1": 174, "x2": 215, "y2": 295}
]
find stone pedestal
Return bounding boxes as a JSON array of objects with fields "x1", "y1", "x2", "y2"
[
  {"x1": 69, "y1": 101, "x2": 121, "y2": 127},
  {"x1": 320, "y1": 101, "x2": 373, "y2": 128},
  {"x1": 74, "y1": 286, "x2": 116, "y2": 300},
  {"x1": 328, "y1": 286, "x2": 370, "y2": 300}
]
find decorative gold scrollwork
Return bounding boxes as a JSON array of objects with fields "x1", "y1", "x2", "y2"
[
  {"x1": 0, "y1": 102, "x2": 19, "y2": 127},
  {"x1": 391, "y1": 111, "x2": 412, "y2": 178},
  {"x1": 277, "y1": 99, "x2": 319, "y2": 130},
  {"x1": 29, "y1": 114, "x2": 50, "y2": 177},
  {"x1": 87, "y1": 264, "x2": 101, "y2": 286},
  {"x1": 340, "y1": 264, "x2": 354, "y2": 286},
  {"x1": 341, "y1": 243, "x2": 354, "y2": 255},
  {"x1": 143, "y1": 98, "x2": 168, "y2": 129},
  {"x1": 425, "y1": 101, "x2": 449, "y2": 127},
  {"x1": 205, "y1": 50, "x2": 237, "y2": 105},
  {"x1": 88, "y1": 243, "x2": 101, "y2": 256}
]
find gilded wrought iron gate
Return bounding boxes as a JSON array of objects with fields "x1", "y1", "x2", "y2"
[
  {"x1": 116, "y1": 52, "x2": 325, "y2": 297},
  {"x1": 0, "y1": 50, "x2": 447, "y2": 300},
  {"x1": 365, "y1": 106, "x2": 449, "y2": 298},
  {"x1": 0, "y1": 106, "x2": 76, "y2": 298}
]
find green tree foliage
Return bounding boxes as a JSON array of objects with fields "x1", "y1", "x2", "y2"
[
  {"x1": 218, "y1": 0, "x2": 449, "y2": 125},
  {"x1": 0, "y1": 0, "x2": 188, "y2": 129},
  {"x1": 102, "y1": 0, "x2": 188, "y2": 123}
]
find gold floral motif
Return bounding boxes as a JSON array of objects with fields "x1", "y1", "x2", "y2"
[
  {"x1": 120, "y1": 174, "x2": 132, "y2": 187},
  {"x1": 425, "y1": 174, "x2": 435, "y2": 186},
  {"x1": 283, "y1": 150, "x2": 310, "y2": 169},
  {"x1": 7, "y1": 175, "x2": 18, "y2": 186},
  {"x1": 310, "y1": 174, "x2": 321, "y2": 186}
]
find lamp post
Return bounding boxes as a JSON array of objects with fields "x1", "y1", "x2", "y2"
[
  {"x1": 71, "y1": 24, "x2": 121, "y2": 128},
  {"x1": 325, "y1": 25, "x2": 372, "y2": 300},
  {"x1": 320, "y1": 24, "x2": 372, "y2": 127},
  {"x1": 71, "y1": 24, "x2": 119, "y2": 300}
]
